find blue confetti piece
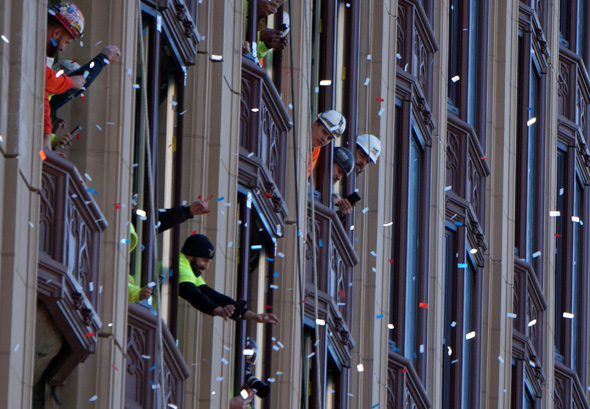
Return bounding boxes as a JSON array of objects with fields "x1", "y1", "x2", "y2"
[
  {"x1": 372, "y1": 404, "x2": 380, "y2": 408},
  {"x1": 393, "y1": 347, "x2": 400, "y2": 352},
  {"x1": 414, "y1": 353, "x2": 417, "y2": 359},
  {"x1": 454, "y1": 221, "x2": 463, "y2": 226},
  {"x1": 266, "y1": 257, "x2": 274, "y2": 262},
  {"x1": 457, "y1": 263, "x2": 468, "y2": 268},
  {"x1": 355, "y1": 237, "x2": 359, "y2": 242},
  {"x1": 318, "y1": 239, "x2": 323, "y2": 247},
  {"x1": 120, "y1": 238, "x2": 130, "y2": 244},
  {"x1": 217, "y1": 196, "x2": 225, "y2": 202},
  {"x1": 376, "y1": 314, "x2": 384, "y2": 319},
  {"x1": 87, "y1": 188, "x2": 98, "y2": 196},
  {"x1": 149, "y1": 364, "x2": 157, "y2": 371},
  {"x1": 169, "y1": 269, "x2": 173, "y2": 277},
  {"x1": 251, "y1": 245, "x2": 262, "y2": 250},
  {"x1": 297, "y1": 230, "x2": 301, "y2": 237},
  {"x1": 140, "y1": 244, "x2": 145, "y2": 251},
  {"x1": 527, "y1": 106, "x2": 533, "y2": 111},
  {"x1": 149, "y1": 380, "x2": 154, "y2": 385},
  {"x1": 273, "y1": 272, "x2": 279, "y2": 277}
]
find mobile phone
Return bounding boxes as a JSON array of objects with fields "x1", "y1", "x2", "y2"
[
  {"x1": 278, "y1": 23, "x2": 290, "y2": 38},
  {"x1": 344, "y1": 192, "x2": 361, "y2": 205},
  {"x1": 70, "y1": 125, "x2": 82, "y2": 138},
  {"x1": 230, "y1": 299, "x2": 248, "y2": 321}
]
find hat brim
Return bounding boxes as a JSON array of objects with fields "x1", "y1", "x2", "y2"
[{"x1": 316, "y1": 114, "x2": 341, "y2": 139}]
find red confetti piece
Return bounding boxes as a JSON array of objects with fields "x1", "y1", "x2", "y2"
[
  {"x1": 265, "y1": 305, "x2": 273, "y2": 309},
  {"x1": 76, "y1": 133, "x2": 81, "y2": 140},
  {"x1": 190, "y1": 230, "x2": 198, "y2": 235},
  {"x1": 340, "y1": 290, "x2": 345, "y2": 299},
  {"x1": 80, "y1": 95, "x2": 86, "y2": 101},
  {"x1": 110, "y1": 59, "x2": 115, "y2": 63},
  {"x1": 265, "y1": 192, "x2": 272, "y2": 198},
  {"x1": 85, "y1": 332, "x2": 95, "y2": 337},
  {"x1": 418, "y1": 302, "x2": 429, "y2": 309},
  {"x1": 79, "y1": 179, "x2": 84, "y2": 183},
  {"x1": 39, "y1": 150, "x2": 47, "y2": 161},
  {"x1": 299, "y1": 299, "x2": 306, "y2": 305},
  {"x1": 113, "y1": 203, "x2": 122, "y2": 209},
  {"x1": 389, "y1": 259, "x2": 393, "y2": 263},
  {"x1": 480, "y1": 156, "x2": 488, "y2": 160},
  {"x1": 198, "y1": 195, "x2": 201, "y2": 199},
  {"x1": 71, "y1": 60, "x2": 78, "y2": 63},
  {"x1": 111, "y1": 364, "x2": 119, "y2": 371},
  {"x1": 555, "y1": 233, "x2": 562, "y2": 238},
  {"x1": 401, "y1": 368, "x2": 408, "y2": 373},
  {"x1": 376, "y1": 97, "x2": 385, "y2": 102}
]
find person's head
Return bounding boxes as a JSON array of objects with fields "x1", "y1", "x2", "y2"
[
  {"x1": 332, "y1": 147, "x2": 354, "y2": 183},
  {"x1": 47, "y1": 3, "x2": 85, "y2": 57},
  {"x1": 312, "y1": 110, "x2": 346, "y2": 148},
  {"x1": 355, "y1": 134, "x2": 381, "y2": 172},
  {"x1": 181, "y1": 234, "x2": 215, "y2": 276}
]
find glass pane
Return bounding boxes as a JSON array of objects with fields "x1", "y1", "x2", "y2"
[
  {"x1": 571, "y1": 177, "x2": 582, "y2": 371},
  {"x1": 525, "y1": 64, "x2": 540, "y2": 263},
  {"x1": 442, "y1": 229, "x2": 456, "y2": 409},
  {"x1": 554, "y1": 148, "x2": 566, "y2": 357},
  {"x1": 461, "y1": 261, "x2": 474, "y2": 407}
]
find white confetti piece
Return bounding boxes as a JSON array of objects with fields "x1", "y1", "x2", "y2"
[
  {"x1": 269, "y1": 284, "x2": 278, "y2": 289},
  {"x1": 210, "y1": 55, "x2": 223, "y2": 61},
  {"x1": 314, "y1": 87, "x2": 319, "y2": 93},
  {"x1": 99, "y1": 286, "x2": 103, "y2": 293},
  {"x1": 240, "y1": 389, "x2": 249, "y2": 399},
  {"x1": 307, "y1": 352, "x2": 315, "y2": 359},
  {"x1": 79, "y1": 41, "x2": 83, "y2": 47},
  {"x1": 170, "y1": 101, "x2": 178, "y2": 107},
  {"x1": 526, "y1": 117, "x2": 536, "y2": 126},
  {"x1": 364, "y1": 78, "x2": 370, "y2": 86},
  {"x1": 532, "y1": 251, "x2": 541, "y2": 258},
  {"x1": 370, "y1": 251, "x2": 377, "y2": 257},
  {"x1": 14, "y1": 344, "x2": 19, "y2": 352},
  {"x1": 319, "y1": 80, "x2": 332, "y2": 86},
  {"x1": 528, "y1": 319, "x2": 537, "y2": 327},
  {"x1": 95, "y1": 41, "x2": 102, "y2": 46},
  {"x1": 223, "y1": 346, "x2": 231, "y2": 351},
  {"x1": 28, "y1": 222, "x2": 34, "y2": 228},
  {"x1": 267, "y1": 378, "x2": 276, "y2": 383},
  {"x1": 132, "y1": 84, "x2": 140, "y2": 89},
  {"x1": 451, "y1": 75, "x2": 460, "y2": 82},
  {"x1": 563, "y1": 312, "x2": 574, "y2": 318},
  {"x1": 107, "y1": 122, "x2": 115, "y2": 125},
  {"x1": 372, "y1": 268, "x2": 377, "y2": 272},
  {"x1": 444, "y1": 185, "x2": 452, "y2": 191},
  {"x1": 276, "y1": 371, "x2": 283, "y2": 376},
  {"x1": 362, "y1": 207, "x2": 369, "y2": 214},
  {"x1": 247, "y1": 152, "x2": 254, "y2": 158},
  {"x1": 572, "y1": 216, "x2": 581, "y2": 222},
  {"x1": 366, "y1": 54, "x2": 372, "y2": 60},
  {"x1": 559, "y1": 188, "x2": 564, "y2": 195},
  {"x1": 498, "y1": 356, "x2": 504, "y2": 364},
  {"x1": 383, "y1": 221, "x2": 393, "y2": 226},
  {"x1": 84, "y1": 173, "x2": 92, "y2": 181},
  {"x1": 549, "y1": 211, "x2": 560, "y2": 217},
  {"x1": 277, "y1": 341, "x2": 284, "y2": 349},
  {"x1": 141, "y1": 355, "x2": 151, "y2": 359},
  {"x1": 288, "y1": 104, "x2": 293, "y2": 109},
  {"x1": 377, "y1": 107, "x2": 385, "y2": 116},
  {"x1": 1, "y1": 35, "x2": 9, "y2": 43},
  {"x1": 316, "y1": 319, "x2": 325, "y2": 326},
  {"x1": 227, "y1": 242, "x2": 233, "y2": 248},
  {"x1": 529, "y1": 360, "x2": 536, "y2": 367},
  {"x1": 89, "y1": 395, "x2": 98, "y2": 402},
  {"x1": 356, "y1": 364, "x2": 364, "y2": 372},
  {"x1": 465, "y1": 331, "x2": 476, "y2": 339},
  {"x1": 396, "y1": 53, "x2": 402, "y2": 60},
  {"x1": 447, "y1": 346, "x2": 453, "y2": 356},
  {"x1": 168, "y1": 405, "x2": 178, "y2": 409},
  {"x1": 216, "y1": 377, "x2": 224, "y2": 381},
  {"x1": 272, "y1": 345, "x2": 280, "y2": 351},
  {"x1": 450, "y1": 321, "x2": 457, "y2": 327},
  {"x1": 419, "y1": 344, "x2": 424, "y2": 353},
  {"x1": 278, "y1": 252, "x2": 285, "y2": 258},
  {"x1": 243, "y1": 349, "x2": 254, "y2": 356},
  {"x1": 89, "y1": 282, "x2": 94, "y2": 292},
  {"x1": 506, "y1": 313, "x2": 517, "y2": 319},
  {"x1": 96, "y1": 124, "x2": 102, "y2": 131},
  {"x1": 451, "y1": 359, "x2": 459, "y2": 364},
  {"x1": 55, "y1": 69, "x2": 64, "y2": 78},
  {"x1": 221, "y1": 357, "x2": 228, "y2": 365}
]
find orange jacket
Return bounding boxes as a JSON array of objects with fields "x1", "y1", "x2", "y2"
[
  {"x1": 44, "y1": 66, "x2": 73, "y2": 134},
  {"x1": 308, "y1": 146, "x2": 321, "y2": 176}
]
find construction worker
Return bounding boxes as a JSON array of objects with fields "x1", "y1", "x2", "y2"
[
  {"x1": 309, "y1": 110, "x2": 347, "y2": 174},
  {"x1": 354, "y1": 133, "x2": 381, "y2": 173},
  {"x1": 331, "y1": 147, "x2": 355, "y2": 215}
]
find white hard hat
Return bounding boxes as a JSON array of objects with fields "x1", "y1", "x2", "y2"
[
  {"x1": 356, "y1": 134, "x2": 381, "y2": 163},
  {"x1": 317, "y1": 110, "x2": 346, "y2": 138}
]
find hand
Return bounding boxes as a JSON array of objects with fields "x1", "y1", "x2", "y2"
[
  {"x1": 229, "y1": 390, "x2": 253, "y2": 409},
  {"x1": 212, "y1": 305, "x2": 235, "y2": 321},
  {"x1": 70, "y1": 75, "x2": 86, "y2": 90},
  {"x1": 138, "y1": 285, "x2": 153, "y2": 301},
  {"x1": 242, "y1": 41, "x2": 252, "y2": 55},
  {"x1": 257, "y1": 312, "x2": 280, "y2": 324},
  {"x1": 259, "y1": 29, "x2": 289, "y2": 50},
  {"x1": 334, "y1": 196, "x2": 354, "y2": 215},
  {"x1": 189, "y1": 194, "x2": 215, "y2": 216},
  {"x1": 100, "y1": 45, "x2": 121, "y2": 60},
  {"x1": 257, "y1": 0, "x2": 279, "y2": 16},
  {"x1": 52, "y1": 132, "x2": 73, "y2": 148}
]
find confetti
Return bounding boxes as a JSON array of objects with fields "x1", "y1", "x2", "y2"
[
  {"x1": 364, "y1": 78, "x2": 370, "y2": 86},
  {"x1": 29, "y1": 222, "x2": 34, "y2": 228},
  {"x1": 170, "y1": 101, "x2": 178, "y2": 107},
  {"x1": 469, "y1": 248, "x2": 478, "y2": 254},
  {"x1": 111, "y1": 364, "x2": 119, "y2": 371},
  {"x1": 396, "y1": 53, "x2": 402, "y2": 59},
  {"x1": 168, "y1": 405, "x2": 178, "y2": 409},
  {"x1": 277, "y1": 341, "x2": 284, "y2": 349},
  {"x1": 88, "y1": 282, "x2": 94, "y2": 292},
  {"x1": 377, "y1": 107, "x2": 385, "y2": 116},
  {"x1": 451, "y1": 321, "x2": 457, "y2": 327},
  {"x1": 149, "y1": 364, "x2": 157, "y2": 371},
  {"x1": 216, "y1": 377, "x2": 224, "y2": 382},
  {"x1": 316, "y1": 318, "x2": 325, "y2": 326},
  {"x1": 71, "y1": 194, "x2": 77, "y2": 199},
  {"x1": 319, "y1": 80, "x2": 332, "y2": 86},
  {"x1": 89, "y1": 395, "x2": 98, "y2": 402},
  {"x1": 1, "y1": 35, "x2": 8, "y2": 43},
  {"x1": 376, "y1": 97, "x2": 385, "y2": 102},
  {"x1": 454, "y1": 221, "x2": 463, "y2": 226},
  {"x1": 571, "y1": 216, "x2": 580, "y2": 223},
  {"x1": 96, "y1": 124, "x2": 102, "y2": 131},
  {"x1": 272, "y1": 345, "x2": 280, "y2": 351},
  {"x1": 243, "y1": 349, "x2": 254, "y2": 356},
  {"x1": 444, "y1": 185, "x2": 452, "y2": 191},
  {"x1": 273, "y1": 272, "x2": 279, "y2": 277},
  {"x1": 132, "y1": 84, "x2": 140, "y2": 89},
  {"x1": 388, "y1": 324, "x2": 394, "y2": 329},
  {"x1": 85, "y1": 331, "x2": 95, "y2": 337},
  {"x1": 526, "y1": 117, "x2": 536, "y2": 126},
  {"x1": 370, "y1": 251, "x2": 377, "y2": 257},
  {"x1": 366, "y1": 54, "x2": 372, "y2": 60},
  {"x1": 532, "y1": 251, "x2": 541, "y2": 258},
  {"x1": 372, "y1": 404, "x2": 380, "y2": 408},
  {"x1": 451, "y1": 75, "x2": 460, "y2": 82},
  {"x1": 506, "y1": 313, "x2": 517, "y2": 319},
  {"x1": 120, "y1": 238, "x2": 130, "y2": 244},
  {"x1": 383, "y1": 221, "x2": 393, "y2": 226},
  {"x1": 240, "y1": 389, "x2": 249, "y2": 399},
  {"x1": 372, "y1": 268, "x2": 377, "y2": 272},
  {"x1": 141, "y1": 355, "x2": 150, "y2": 359},
  {"x1": 529, "y1": 360, "x2": 536, "y2": 368},
  {"x1": 362, "y1": 207, "x2": 369, "y2": 214},
  {"x1": 451, "y1": 359, "x2": 459, "y2": 364},
  {"x1": 307, "y1": 352, "x2": 315, "y2": 359},
  {"x1": 221, "y1": 357, "x2": 228, "y2": 365},
  {"x1": 39, "y1": 150, "x2": 47, "y2": 161},
  {"x1": 14, "y1": 344, "x2": 19, "y2": 352},
  {"x1": 318, "y1": 239, "x2": 323, "y2": 247},
  {"x1": 113, "y1": 203, "x2": 122, "y2": 209},
  {"x1": 217, "y1": 196, "x2": 225, "y2": 202},
  {"x1": 376, "y1": 314, "x2": 384, "y2": 319},
  {"x1": 356, "y1": 364, "x2": 364, "y2": 372},
  {"x1": 147, "y1": 282, "x2": 156, "y2": 288},
  {"x1": 457, "y1": 263, "x2": 467, "y2": 268},
  {"x1": 555, "y1": 233, "x2": 562, "y2": 238},
  {"x1": 528, "y1": 319, "x2": 537, "y2": 327},
  {"x1": 87, "y1": 188, "x2": 98, "y2": 196},
  {"x1": 84, "y1": 173, "x2": 92, "y2": 181},
  {"x1": 227, "y1": 242, "x2": 233, "y2": 248},
  {"x1": 269, "y1": 284, "x2": 278, "y2": 289},
  {"x1": 549, "y1": 211, "x2": 560, "y2": 217},
  {"x1": 498, "y1": 356, "x2": 504, "y2": 364},
  {"x1": 563, "y1": 312, "x2": 574, "y2": 319},
  {"x1": 418, "y1": 302, "x2": 429, "y2": 309},
  {"x1": 210, "y1": 54, "x2": 223, "y2": 61}
]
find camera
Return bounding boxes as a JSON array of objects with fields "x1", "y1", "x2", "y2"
[{"x1": 245, "y1": 371, "x2": 270, "y2": 398}]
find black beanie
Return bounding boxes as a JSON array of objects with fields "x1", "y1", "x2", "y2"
[{"x1": 181, "y1": 234, "x2": 215, "y2": 259}]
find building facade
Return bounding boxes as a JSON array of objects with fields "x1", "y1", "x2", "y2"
[{"x1": 0, "y1": 0, "x2": 589, "y2": 408}]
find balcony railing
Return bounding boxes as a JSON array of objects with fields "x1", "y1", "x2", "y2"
[
  {"x1": 305, "y1": 199, "x2": 358, "y2": 365},
  {"x1": 125, "y1": 303, "x2": 190, "y2": 409},
  {"x1": 239, "y1": 56, "x2": 292, "y2": 238},
  {"x1": 387, "y1": 348, "x2": 432, "y2": 409},
  {"x1": 37, "y1": 152, "x2": 107, "y2": 385}
]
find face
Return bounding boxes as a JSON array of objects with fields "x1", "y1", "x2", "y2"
[
  {"x1": 311, "y1": 121, "x2": 334, "y2": 148},
  {"x1": 190, "y1": 257, "x2": 211, "y2": 276},
  {"x1": 332, "y1": 163, "x2": 345, "y2": 183},
  {"x1": 355, "y1": 147, "x2": 370, "y2": 172},
  {"x1": 47, "y1": 28, "x2": 73, "y2": 57}
]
